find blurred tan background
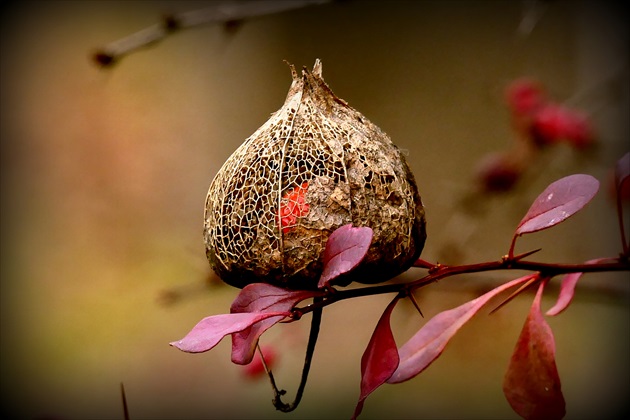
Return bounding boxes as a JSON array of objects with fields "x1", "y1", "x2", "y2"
[{"x1": 1, "y1": 1, "x2": 628, "y2": 419}]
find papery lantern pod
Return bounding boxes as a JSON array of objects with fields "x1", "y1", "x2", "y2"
[{"x1": 204, "y1": 60, "x2": 426, "y2": 289}]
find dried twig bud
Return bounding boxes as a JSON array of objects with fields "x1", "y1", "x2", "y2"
[{"x1": 204, "y1": 60, "x2": 426, "y2": 289}]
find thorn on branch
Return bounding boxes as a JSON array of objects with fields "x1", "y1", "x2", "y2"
[
  {"x1": 489, "y1": 274, "x2": 541, "y2": 315},
  {"x1": 407, "y1": 291, "x2": 424, "y2": 318},
  {"x1": 512, "y1": 248, "x2": 543, "y2": 262}
]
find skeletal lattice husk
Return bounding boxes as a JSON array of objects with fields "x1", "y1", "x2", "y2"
[{"x1": 204, "y1": 60, "x2": 426, "y2": 290}]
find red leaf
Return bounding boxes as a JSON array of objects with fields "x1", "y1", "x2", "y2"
[
  {"x1": 388, "y1": 274, "x2": 536, "y2": 384},
  {"x1": 318, "y1": 224, "x2": 373, "y2": 289},
  {"x1": 352, "y1": 296, "x2": 400, "y2": 419},
  {"x1": 230, "y1": 283, "x2": 320, "y2": 314},
  {"x1": 615, "y1": 152, "x2": 630, "y2": 191},
  {"x1": 515, "y1": 174, "x2": 599, "y2": 236},
  {"x1": 169, "y1": 311, "x2": 289, "y2": 353},
  {"x1": 545, "y1": 272, "x2": 582, "y2": 317},
  {"x1": 503, "y1": 280, "x2": 565, "y2": 420},
  {"x1": 546, "y1": 257, "x2": 612, "y2": 316},
  {"x1": 230, "y1": 283, "x2": 322, "y2": 364}
]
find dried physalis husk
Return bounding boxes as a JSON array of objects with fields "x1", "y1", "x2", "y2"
[{"x1": 204, "y1": 60, "x2": 426, "y2": 290}]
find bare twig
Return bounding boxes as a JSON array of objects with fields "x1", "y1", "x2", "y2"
[
  {"x1": 270, "y1": 297, "x2": 323, "y2": 412},
  {"x1": 92, "y1": 0, "x2": 331, "y2": 67},
  {"x1": 120, "y1": 382, "x2": 129, "y2": 420}
]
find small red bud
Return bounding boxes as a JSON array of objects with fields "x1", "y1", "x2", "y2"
[
  {"x1": 563, "y1": 111, "x2": 595, "y2": 149},
  {"x1": 530, "y1": 104, "x2": 596, "y2": 149},
  {"x1": 529, "y1": 104, "x2": 572, "y2": 147},
  {"x1": 505, "y1": 78, "x2": 546, "y2": 118},
  {"x1": 476, "y1": 153, "x2": 523, "y2": 193}
]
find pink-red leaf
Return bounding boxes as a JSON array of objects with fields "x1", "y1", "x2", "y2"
[
  {"x1": 230, "y1": 283, "x2": 320, "y2": 314},
  {"x1": 615, "y1": 152, "x2": 630, "y2": 191},
  {"x1": 387, "y1": 274, "x2": 537, "y2": 384},
  {"x1": 546, "y1": 257, "x2": 612, "y2": 316},
  {"x1": 352, "y1": 296, "x2": 400, "y2": 420},
  {"x1": 230, "y1": 283, "x2": 322, "y2": 364},
  {"x1": 545, "y1": 272, "x2": 582, "y2": 317},
  {"x1": 318, "y1": 224, "x2": 373, "y2": 289},
  {"x1": 503, "y1": 280, "x2": 565, "y2": 420},
  {"x1": 515, "y1": 174, "x2": 599, "y2": 236},
  {"x1": 170, "y1": 311, "x2": 288, "y2": 353}
]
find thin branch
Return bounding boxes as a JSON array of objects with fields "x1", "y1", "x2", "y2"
[
  {"x1": 259, "y1": 343, "x2": 288, "y2": 403},
  {"x1": 120, "y1": 382, "x2": 129, "y2": 420},
  {"x1": 292, "y1": 258, "x2": 630, "y2": 317},
  {"x1": 412, "y1": 258, "x2": 436, "y2": 269},
  {"x1": 92, "y1": 0, "x2": 330, "y2": 67},
  {"x1": 271, "y1": 297, "x2": 323, "y2": 412},
  {"x1": 508, "y1": 234, "x2": 518, "y2": 260}
]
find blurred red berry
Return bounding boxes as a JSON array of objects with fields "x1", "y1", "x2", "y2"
[
  {"x1": 563, "y1": 111, "x2": 595, "y2": 149},
  {"x1": 530, "y1": 104, "x2": 595, "y2": 148},
  {"x1": 505, "y1": 78, "x2": 546, "y2": 117},
  {"x1": 529, "y1": 103, "x2": 572, "y2": 147},
  {"x1": 476, "y1": 152, "x2": 523, "y2": 193},
  {"x1": 243, "y1": 345, "x2": 278, "y2": 379}
]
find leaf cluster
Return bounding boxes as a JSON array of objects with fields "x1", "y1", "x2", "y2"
[{"x1": 171, "y1": 153, "x2": 630, "y2": 419}]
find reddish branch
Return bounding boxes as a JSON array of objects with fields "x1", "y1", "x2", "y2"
[{"x1": 292, "y1": 256, "x2": 630, "y2": 318}]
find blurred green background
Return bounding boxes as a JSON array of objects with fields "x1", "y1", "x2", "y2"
[{"x1": 1, "y1": 1, "x2": 628, "y2": 419}]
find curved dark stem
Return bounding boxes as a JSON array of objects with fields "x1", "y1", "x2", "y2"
[{"x1": 272, "y1": 297, "x2": 323, "y2": 412}]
